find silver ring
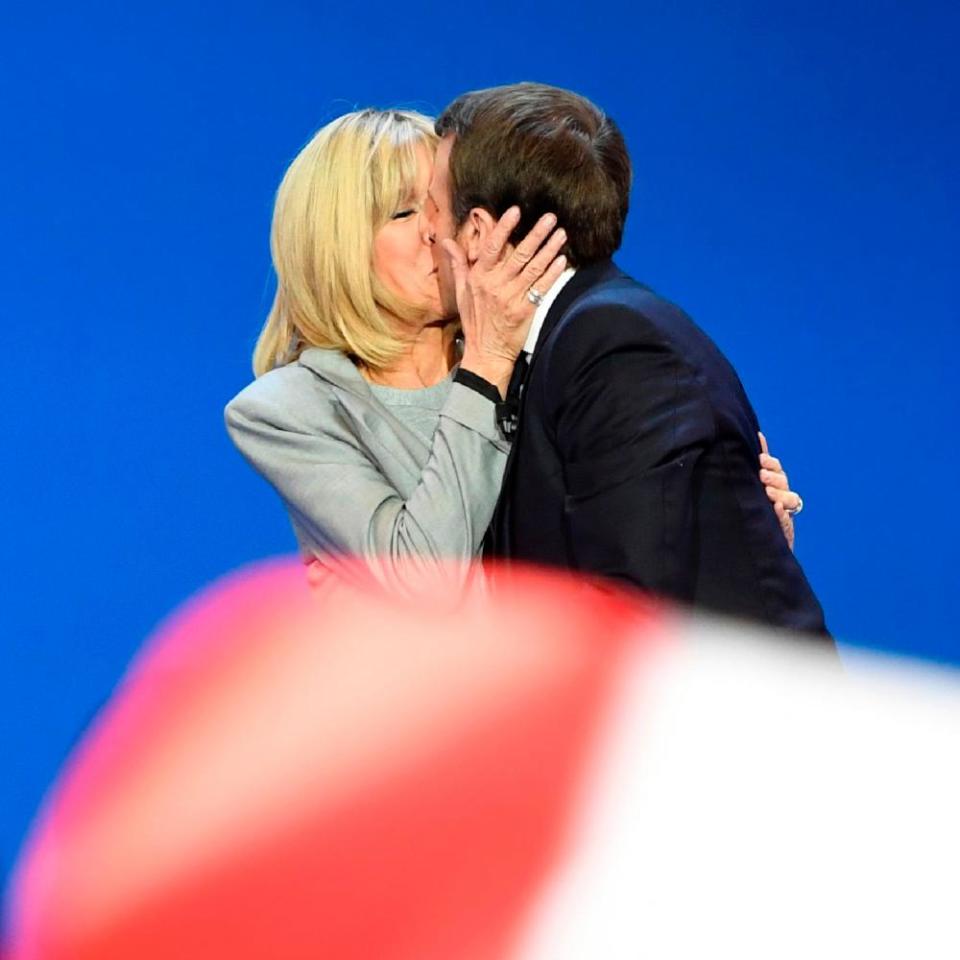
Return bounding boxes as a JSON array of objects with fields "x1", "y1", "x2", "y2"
[
  {"x1": 787, "y1": 496, "x2": 804, "y2": 517},
  {"x1": 527, "y1": 287, "x2": 545, "y2": 306}
]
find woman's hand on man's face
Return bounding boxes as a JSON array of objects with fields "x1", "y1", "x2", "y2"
[{"x1": 444, "y1": 206, "x2": 567, "y2": 396}]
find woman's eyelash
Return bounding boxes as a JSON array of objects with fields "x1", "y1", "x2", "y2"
[{"x1": 391, "y1": 208, "x2": 416, "y2": 220}]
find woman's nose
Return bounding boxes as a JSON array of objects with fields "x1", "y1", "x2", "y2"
[{"x1": 419, "y1": 208, "x2": 437, "y2": 245}]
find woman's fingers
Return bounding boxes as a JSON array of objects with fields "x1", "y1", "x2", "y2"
[
  {"x1": 760, "y1": 465, "x2": 789, "y2": 490},
  {"x1": 478, "y1": 207, "x2": 522, "y2": 268},
  {"x1": 757, "y1": 435, "x2": 799, "y2": 548},
  {"x1": 766, "y1": 484, "x2": 802, "y2": 512},
  {"x1": 530, "y1": 253, "x2": 569, "y2": 305},
  {"x1": 505, "y1": 212, "x2": 558, "y2": 275},
  {"x1": 507, "y1": 226, "x2": 567, "y2": 300},
  {"x1": 479, "y1": 209, "x2": 561, "y2": 282},
  {"x1": 759, "y1": 452, "x2": 783, "y2": 474},
  {"x1": 773, "y1": 500, "x2": 796, "y2": 551}
]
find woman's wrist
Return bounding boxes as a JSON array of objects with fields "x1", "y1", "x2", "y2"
[
  {"x1": 458, "y1": 352, "x2": 514, "y2": 399},
  {"x1": 453, "y1": 367, "x2": 504, "y2": 404}
]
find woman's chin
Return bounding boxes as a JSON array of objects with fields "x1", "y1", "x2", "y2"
[{"x1": 424, "y1": 308, "x2": 457, "y2": 327}]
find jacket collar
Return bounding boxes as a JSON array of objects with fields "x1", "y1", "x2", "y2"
[
  {"x1": 296, "y1": 346, "x2": 374, "y2": 399},
  {"x1": 533, "y1": 259, "x2": 624, "y2": 353}
]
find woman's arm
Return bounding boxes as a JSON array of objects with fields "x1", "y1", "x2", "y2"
[
  {"x1": 226, "y1": 374, "x2": 508, "y2": 592},
  {"x1": 227, "y1": 208, "x2": 566, "y2": 591}
]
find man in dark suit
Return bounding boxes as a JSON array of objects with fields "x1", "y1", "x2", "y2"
[{"x1": 428, "y1": 82, "x2": 828, "y2": 636}]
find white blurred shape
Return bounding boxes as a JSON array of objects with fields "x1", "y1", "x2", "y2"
[{"x1": 517, "y1": 620, "x2": 960, "y2": 959}]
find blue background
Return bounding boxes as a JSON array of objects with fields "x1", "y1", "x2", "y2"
[{"x1": 2, "y1": 1, "x2": 957, "y2": 890}]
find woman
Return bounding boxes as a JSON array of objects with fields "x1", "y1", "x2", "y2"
[{"x1": 226, "y1": 109, "x2": 800, "y2": 590}]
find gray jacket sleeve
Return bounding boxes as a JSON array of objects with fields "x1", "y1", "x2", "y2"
[{"x1": 225, "y1": 370, "x2": 509, "y2": 590}]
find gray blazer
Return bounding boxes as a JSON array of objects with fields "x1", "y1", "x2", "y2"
[{"x1": 225, "y1": 347, "x2": 510, "y2": 589}]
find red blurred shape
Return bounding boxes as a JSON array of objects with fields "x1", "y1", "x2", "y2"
[{"x1": 6, "y1": 560, "x2": 661, "y2": 959}]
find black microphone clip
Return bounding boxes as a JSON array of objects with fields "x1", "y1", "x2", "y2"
[{"x1": 495, "y1": 399, "x2": 520, "y2": 440}]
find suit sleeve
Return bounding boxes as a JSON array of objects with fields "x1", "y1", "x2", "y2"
[
  {"x1": 225, "y1": 379, "x2": 509, "y2": 593},
  {"x1": 545, "y1": 309, "x2": 715, "y2": 598}
]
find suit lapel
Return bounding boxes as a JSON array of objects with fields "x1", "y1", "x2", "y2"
[
  {"x1": 524, "y1": 260, "x2": 622, "y2": 384},
  {"x1": 488, "y1": 261, "x2": 622, "y2": 557}
]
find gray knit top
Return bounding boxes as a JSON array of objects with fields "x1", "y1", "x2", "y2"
[{"x1": 368, "y1": 375, "x2": 454, "y2": 444}]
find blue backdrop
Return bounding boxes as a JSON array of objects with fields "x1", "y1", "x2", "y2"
[{"x1": 2, "y1": 1, "x2": 957, "y2": 889}]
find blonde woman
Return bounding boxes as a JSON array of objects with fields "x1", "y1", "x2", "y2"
[{"x1": 226, "y1": 109, "x2": 798, "y2": 590}]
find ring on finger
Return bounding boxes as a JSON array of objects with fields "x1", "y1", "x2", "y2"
[
  {"x1": 787, "y1": 496, "x2": 804, "y2": 517},
  {"x1": 527, "y1": 287, "x2": 545, "y2": 306}
]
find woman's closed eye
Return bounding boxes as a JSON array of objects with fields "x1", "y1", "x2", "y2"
[{"x1": 390, "y1": 197, "x2": 427, "y2": 221}]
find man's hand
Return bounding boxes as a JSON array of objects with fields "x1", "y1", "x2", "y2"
[
  {"x1": 759, "y1": 432, "x2": 803, "y2": 551},
  {"x1": 443, "y1": 207, "x2": 567, "y2": 396}
]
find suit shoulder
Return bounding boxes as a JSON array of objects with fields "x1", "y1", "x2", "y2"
[
  {"x1": 570, "y1": 277, "x2": 698, "y2": 338},
  {"x1": 543, "y1": 277, "x2": 697, "y2": 374}
]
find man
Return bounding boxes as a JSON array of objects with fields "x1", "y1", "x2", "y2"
[{"x1": 428, "y1": 82, "x2": 828, "y2": 635}]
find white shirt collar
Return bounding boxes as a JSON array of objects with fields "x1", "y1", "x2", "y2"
[{"x1": 523, "y1": 267, "x2": 577, "y2": 355}]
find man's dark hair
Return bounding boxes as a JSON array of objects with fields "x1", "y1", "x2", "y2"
[{"x1": 435, "y1": 82, "x2": 631, "y2": 267}]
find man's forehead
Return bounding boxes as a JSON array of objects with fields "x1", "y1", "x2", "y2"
[
  {"x1": 427, "y1": 151, "x2": 450, "y2": 202},
  {"x1": 431, "y1": 136, "x2": 450, "y2": 174}
]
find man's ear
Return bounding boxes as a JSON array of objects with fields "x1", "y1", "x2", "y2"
[{"x1": 462, "y1": 207, "x2": 498, "y2": 264}]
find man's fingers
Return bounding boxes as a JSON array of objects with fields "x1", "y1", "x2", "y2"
[
  {"x1": 478, "y1": 207, "x2": 522, "y2": 268},
  {"x1": 505, "y1": 212, "x2": 558, "y2": 274},
  {"x1": 758, "y1": 431, "x2": 769, "y2": 455}
]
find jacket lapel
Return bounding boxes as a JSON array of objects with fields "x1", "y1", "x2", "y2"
[
  {"x1": 524, "y1": 260, "x2": 622, "y2": 383},
  {"x1": 488, "y1": 260, "x2": 622, "y2": 557},
  {"x1": 296, "y1": 347, "x2": 436, "y2": 479}
]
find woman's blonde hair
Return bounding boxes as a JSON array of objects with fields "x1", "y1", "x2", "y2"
[{"x1": 253, "y1": 109, "x2": 439, "y2": 376}]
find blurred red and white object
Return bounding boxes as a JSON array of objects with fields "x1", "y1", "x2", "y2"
[{"x1": 5, "y1": 559, "x2": 959, "y2": 959}]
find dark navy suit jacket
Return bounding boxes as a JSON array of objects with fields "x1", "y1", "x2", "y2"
[{"x1": 486, "y1": 260, "x2": 829, "y2": 636}]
